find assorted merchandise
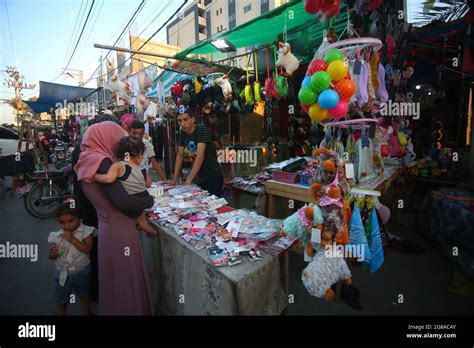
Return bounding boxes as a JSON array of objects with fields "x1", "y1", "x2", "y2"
[{"x1": 147, "y1": 184, "x2": 290, "y2": 267}]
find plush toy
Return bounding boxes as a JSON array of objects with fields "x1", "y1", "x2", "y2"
[
  {"x1": 137, "y1": 70, "x2": 153, "y2": 93},
  {"x1": 136, "y1": 94, "x2": 150, "y2": 115},
  {"x1": 276, "y1": 42, "x2": 300, "y2": 77},
  {"x1": 144, "y1": 101, "x2": 158, "y2": 120},
  {"x1": 170, "y1": 81, "x2": 183, "y2": 98},
  {"x1": 281, "y1": 204, "x2": 324, "y2": 257},
  {"x1": 215, "y1": 75, "x2": 233, "y2": 100},
  {"x1": 302, "y1": 246, "x2": 352, "y2": 300},
  {"x1": 107, "y1": 74, "x2": 132, "y2": 105}
]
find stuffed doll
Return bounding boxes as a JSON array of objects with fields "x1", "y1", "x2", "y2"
[
  {"x1": 276, "y1": 42, "x2": 300, "y2": 76},
  {"x1": 137, "y1": 70, "x2": 153, "y2": 93},
  {"x1": 280, "y1": 204, "x2": 324, "y2": 257},
  {"x1": 302, "y1": 246, "x2": 352, "y2": 301},
  {"x1": 107, "y1": 74, "x2": 132, "y2": 105}
]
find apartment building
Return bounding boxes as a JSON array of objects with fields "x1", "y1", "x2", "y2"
[
  {"x1": 167, "y1": 0, "x2": 288, "y2": 52},
  {"x1": 167, "y1": 0, "x2": 208, "y2": 50}
]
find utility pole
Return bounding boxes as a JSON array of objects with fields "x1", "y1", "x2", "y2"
[{"x1": 2, "y1": 66, "x2": 36, "y2": 129}]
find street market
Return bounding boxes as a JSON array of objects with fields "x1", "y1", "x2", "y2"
[{"x1": 0, "y1": 0, "x2": 473, "y2": 344}]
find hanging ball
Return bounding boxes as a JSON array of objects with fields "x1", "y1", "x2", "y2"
[
  {"x1": 308, "y1": 58, "x2": 328, "y2": 75},
  {"x1": 318, "y1": 89, "x2": 339, "y2": 110},
  {"x1": 324, "y1": 49, "x2": 344, "y2": 64},
  {"x1": 329, "y1": 100, "x2": 349, "y2": 119},
  {"x1": 301, "y1": 104, "x2": 310, "y2": 113},
  {"x1": 304, "y1": 0, "x2": 322, "y2": 14},
  {"x1": 310, "y1": 71, "x2": 332, "y2": 92},
  {"x1": 327, "y1": 60, "x2": 348, "y2": 81},
  {"x1": 298, "y1": 86, "x2": 318, "y2": 105},
  {"x1": 309, "y1": 103, "x2": 329, "y2": 122},
  {"x1": 334, "y1": 79, "x2": 355, "y2": 101},
  {"x1": 302, "y1": 75, "x2": 312, "y2": 88}
]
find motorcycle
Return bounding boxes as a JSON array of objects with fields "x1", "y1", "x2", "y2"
[
  {"x1": 22, "y1": 163, "x2": 74, "y2": 218},
  {"x1": 49, "y1": 141, "x2": 72, "y2": 167}
]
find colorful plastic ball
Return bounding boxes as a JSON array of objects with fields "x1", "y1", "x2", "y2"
[
  {"x1": 304, "y1": 0, "x2": 322, "y2": 14},
  {"x1": 308, "y1": 59, "x2": 328, "y2": 75},
  {"x1": 324, "y1": 49, "x2": 344, "y2": 64},
  {"x1": 318, "y1": 89, "x2": 339, "y2": 110},
  {"x1": 309, "y1": 103, "x2": 329, "y2": 122},
  {"x1": 334, "y1": 79, "x2": 355, "y2": 101},
  {"x1": 329, "y1": 100, "x2": 348, "y2": 119},
  {"x1": 298, "y1": 86, "x2": 318, "y2": 105},
  {"x1": 301, "y1": 104, "x2": 310, "y2": 113},
  {"x1": 327, "y1": 60, "x2": 348, "y2": 81},
  {"x1": 310, "y1": 71, "x2": 332, "y2": 92},
  {"x1": 302, "y1": 75, "x2": 312, "y2": 88}
]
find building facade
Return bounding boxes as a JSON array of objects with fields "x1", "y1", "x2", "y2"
[{"x1": 167, "y1": 0, "x2": 288, "y2": 54}]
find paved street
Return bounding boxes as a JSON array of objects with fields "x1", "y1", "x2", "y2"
[{"x1": 1, "y1": 177, "x2": 473, "y2": 316}]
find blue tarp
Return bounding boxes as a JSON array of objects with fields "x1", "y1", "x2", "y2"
[
  {"x1": 25, "y1": 81, "x2": 96, "y2": 114},
  {"x1": 147, "y1": 70, "x2": 193, "y2": 100}
]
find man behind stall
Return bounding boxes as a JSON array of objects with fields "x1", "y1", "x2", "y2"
[
  {"x1": 129, "y1": 120, "x2": 169, "y2": 183},
  {"x1": 172, "y1": 111, "x2": 224, "y2": 197}
]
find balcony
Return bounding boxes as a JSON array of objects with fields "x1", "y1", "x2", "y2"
[
  {"x1": 198, "y1": 16, "x2": 206, "y2": 27},
  {"x1": 197, "y1": 1, "x2": 205, "y2": 11}
]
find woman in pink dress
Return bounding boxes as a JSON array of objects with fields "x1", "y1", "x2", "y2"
[{"x1": 74, "y1": 121, "x2": 154, "y2": 315}]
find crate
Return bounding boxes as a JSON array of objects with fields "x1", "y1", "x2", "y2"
[{"x1": 272, "y1": 170, "x2": 299, "y2": 184}]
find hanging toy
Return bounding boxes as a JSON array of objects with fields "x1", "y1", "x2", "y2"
[
  {"x1": 253, "y1": 52, "x2": 261, "y2": 102},
  {"x1": 136, "y1": 94, "x2": 150, "y2": 115},
  {"x1": 106, "y1": 74, "x2": 132, "y2": 105},
  {"x1": 275, "y1": 42, "x2": 300, "y2": 76},
  {"x1": 194, "y1": 76, "x2": 203, "y2": 94},
  {"x1": 215, "y1": 74, "x2": 233, "y2": 101},
  {"x1": 244, "y1": 54, "x2": 254, "y2": 105},
  {"x1": 170, "y1": 80, "x2": 183, "y2": 98},
  {"x1": 304, "y1": 0, "x2": 322, "y2": 14},
  {"x1": 137, "y1": 70, "x2": 153, "y2": 94},
  {"x1": 319, "y1": 0, "x2": 340, "y2": 19}
]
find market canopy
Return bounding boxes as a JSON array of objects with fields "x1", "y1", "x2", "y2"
[
  {"x1": 25, "y1": 81, "x2": 96, "y2": 114},
  {"x1": 174, "y1": 0, "x2": 348, "y2": 59}
]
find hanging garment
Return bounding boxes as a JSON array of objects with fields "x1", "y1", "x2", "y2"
[
  {"x1": 356, "y1": 61, "x2": 369, "y2": 107},
  {"x1": 368, "y1": 208, "x2": 384, "y2": 272},
  {"x1": 346, "y1": 131, "x2": 356, "y2": 164},
  {"x1": 348, "y1": 206, "x2": 371, "y2": 264},
  {"x1": 376, "y1": 63, "x2": 389, "y2": 103},
  {"x1": 355, "y1": 130, "x2": 374, "y2": 179}
]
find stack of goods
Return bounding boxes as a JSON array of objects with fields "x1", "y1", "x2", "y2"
[
  {"x1": 231, "y1": 172, "x2": 272, "y2": 193},
  {"x1": 147, "y1": 184, "x2": 294, "y2": 267}
]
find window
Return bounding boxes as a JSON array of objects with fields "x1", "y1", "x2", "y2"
[
  {"x1": 216, "y1": 10, "x2": 218, "y2": 16},
  {"x1": 261, "y1": 0, "x2": 269, "y2": 3},
  {"x1": 220, "y1": 8, "x2": 222, "y2": 14},
  {"x1": 229, "y1": 13, "x2": 236, "y2": 21},
  {"x1": 244, "y1": 4, "x2": 252, "y2": 13}
]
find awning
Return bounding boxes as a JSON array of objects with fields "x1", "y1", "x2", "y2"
[
  {"x1": 147, "y1": 70, "x2": 194, "y2": 99},
  {"x1": 25, "y1": 81, "x2": 96, "y2": 114},
  {"x1": 174, "y1": 0, "x2": 348, "y2": 59}
]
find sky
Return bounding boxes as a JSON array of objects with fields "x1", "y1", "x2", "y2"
[{"x1": 0, "y1": 0, "x2": 183, "y2": 124}]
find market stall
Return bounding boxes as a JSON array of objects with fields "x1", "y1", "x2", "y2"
[{"x1": 145, "y1": 184, "x2": 294, "y2": 315}]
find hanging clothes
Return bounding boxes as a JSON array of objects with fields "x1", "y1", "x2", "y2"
[
  {"x1": 348, "y1": 205, "x2": 372, "y2": 264},
  {"x1": 355, "y1": 127, "x2": 374, "y2": 180},
  {"x1": 368, "y1": 208, "x2": 384, "y2": 272}
]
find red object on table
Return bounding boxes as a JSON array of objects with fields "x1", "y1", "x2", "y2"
[{"x1": 217, "y1": 206, "x2": 234, "y2": 214}]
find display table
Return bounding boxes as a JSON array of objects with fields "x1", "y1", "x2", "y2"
[
  {"x1": 146, "y1": 218, "x2": 288, "y2": 315},
  {"x1": 265, "y1": 164, "x2": 402, "y2": 218}
]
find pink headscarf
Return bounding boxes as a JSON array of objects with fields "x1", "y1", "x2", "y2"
[
  {"x1": 120, "y1": 114, "x2": 137, "y2": 129},
  {"x1": 74, "y1": 121, "x2": 125, "y2": 180}
]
